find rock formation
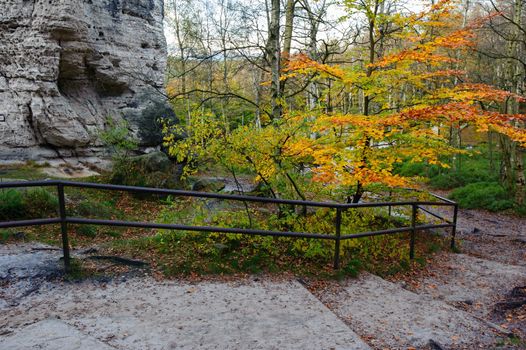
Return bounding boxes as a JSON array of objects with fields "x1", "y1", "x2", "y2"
[{"x1": 0, "y1": 0, "x2": 175, "y2": 162}]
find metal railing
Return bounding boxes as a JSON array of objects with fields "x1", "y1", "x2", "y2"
[{"x1": 0, "y1": 180, "x2": 458, "y2": 272}]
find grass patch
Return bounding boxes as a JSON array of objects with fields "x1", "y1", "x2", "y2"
[
  {"x1": 63, "y1": 258, "x2": 86, "y2": 281},
  {"x1": 0, "y1": 162, "x2": 48, "y2": 180},
  {"x1": 74, "y1": 200, "x2": 120, "y2": 219},
  {"x1": 0, "y1": 229, "x2": 25, "y2": 243},
  {"x1": 24, "y1": 188, "x2": 59, "y2": 218},
  {"x1": 77, "y1": 225, "x2": 98, "y2": 238}
]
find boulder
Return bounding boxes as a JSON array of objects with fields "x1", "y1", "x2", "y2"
[
  {"x1": 110, "y1": 151, "x2": 182, "y2": 189},
  {"x1": 192, "y1": 178, "x2": 227, "y2": 192},
  {"x1": 130, "y1": 151, "x2": 172, "y2": 173},
  {"x1": 0, "y1": 0, "x2": 176, "y2": 162}
]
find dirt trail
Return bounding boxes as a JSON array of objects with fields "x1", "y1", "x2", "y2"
[
  {"x1": 428, "y1": 192, "x2": 526, "y2": 266},
  {"x1": 453, "y1": 207, "x2": 526, "y2": 266}
]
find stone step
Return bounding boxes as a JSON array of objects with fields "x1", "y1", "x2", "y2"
[{"x1": 317, "y1": 272, "x2": 503, "y2": 349}]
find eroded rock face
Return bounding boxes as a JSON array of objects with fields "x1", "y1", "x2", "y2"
[{"x1": 0, "y1": 0, "x2": 175, "y2": 161}]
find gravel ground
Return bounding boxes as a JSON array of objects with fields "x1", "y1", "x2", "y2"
[
  {"x1": 402, "y1": 204, "x2": 526, "y2": 345},
  {"x1": 454, "y1": 207, "x2": 525, "y2": 266},
  {"x1": 0, "y1": 319, "x2": 115, "y2": 349}
]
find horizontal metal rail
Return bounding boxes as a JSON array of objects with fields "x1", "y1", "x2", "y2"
[
  {"x1": 340, "y1": 223, "x2": 454, "y2": 240},
  {"x1": 0, "y1": 180, "x2": 58, "y2": 189},
  {"x1": 0, "y1": 180, "x2": 459, "y2": 271},
  {"x1": 66, "y1": 218, "x2": 336, "y2": 240},
  {"x1": 341, "y1": 226, "x2": 414, "y2": 239},
  {"x1": 0, "y1": 217, "x2": 61, "y2": 229}
]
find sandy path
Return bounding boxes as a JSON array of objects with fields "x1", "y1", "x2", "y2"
[{"x1": 0, "y1": 245, "x2": 370, "y2": 350}]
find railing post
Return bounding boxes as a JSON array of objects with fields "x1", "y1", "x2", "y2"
[
  {"x1": 333, "y1": 208, "x2": 342, "y2": 269},
  {"x1": 388, "y1": 190, "x2": 392, "y2": 217},
  {"x1": 409, "y1": 204, "x2": 416, "y2": 260},
  {"x1": 57, "y1": 183, "x2": 71, "y2": 272},
  {"x1": 451, "y1": 203, "x2": 458, "y2": 250}
]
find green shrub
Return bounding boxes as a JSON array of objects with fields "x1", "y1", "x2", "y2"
[
  {"x1": 338, "y1": 258, "x2": 363, "y2": 279},
  {"x1": 0, "y1": 188, "x2": 58, "y2": 220},
  {"x1": 394, "y1": 147, "x2": 499, "y2": 190},
  {"x1": 429, "y1": 168, "x2": 496, "y2": 190},
  {"x1": 395, "y1": 161, "x2": 440, "y2": 178},
  {"x1": 22, "y1": 188, "x2": 59, "y2": 218},
  {"x1": 515, "y1": 204, "x2": 526, "y2": 217},
  {"x1": 151, "y1": 198, "x2": 413, "y2": 276},
  {"x1": 1, "y1": 229, "x2": 19, "y2": 243},
  {"x1": 429, "y1": 173, "x2": 461, "y2": 189},
  {"x1": 0, "y1": 189, "x2": 25, "y2": 220},
  {"x1": 99, "y1": 118, "x2": 139, "y2": 158},
  {"x1": 450, "y1": 182, "x2": 514, "y2": 211},
  {"x1": 109, "y1": 152, "x2": 182, "y2": 190}
]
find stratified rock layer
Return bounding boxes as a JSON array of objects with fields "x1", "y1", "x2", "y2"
[{"x1": 0, "y1": 0, "x2": 174, "y2": 161}]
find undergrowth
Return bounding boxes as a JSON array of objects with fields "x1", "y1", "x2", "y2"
[
  {"x1": 0, "y1": 163, "x2": 450, "y2": 279},
  {"x1": 107, "y1": 196, "x2": 445, "y2": 278},
  {"x1": 450, "y1": 182, "x2": 514, "y2": 212},
  {"x1": 394, "y1": 145, "x2": 525, "y2": 215},
  {"x1": 0, "y1": 188, "x2": 58, "y2": 220}
]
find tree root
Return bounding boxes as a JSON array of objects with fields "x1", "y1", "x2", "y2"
[{"x1": 86, "y1": 255, "x2": 148, "y2": 267}]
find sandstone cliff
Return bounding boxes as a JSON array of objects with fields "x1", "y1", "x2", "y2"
[{"x1": 0, "y1": 0, "x2": 174, "y2": 161}]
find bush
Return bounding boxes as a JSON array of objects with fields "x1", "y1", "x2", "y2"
[
  {"x1": 109, "y1": 151, "x2": 183, "y2": 190},
  {"x1": 0, "y1": 189, "x2": 25, "y2": 220},
  {"x1": 151, "y1": 198, "x2": 414, "y2": 276},
  {"x1": 395, "y1": 161, "x2": 440, "y2": 178},
  {"x1": 395, "y1": 147, "x2": 499, "y2": 190},
  {"x1": 429, "y1": 168, "x2": 496, "y2": 190},
  {"x1": 0, "y1": 188, "x2": 58, "y2": 220},
  {"x1": 450, "y1": 182, "x2": 514, "y2": 211},
  {"x1": 23, "y1": 188, "x2": 59, "y2": 218},
  {"x1": 99, "y1": 118, "x2": 139, "y2": 158},
  {"x1": 515, "y1": 204, "x2": 526, "y2": 217}
]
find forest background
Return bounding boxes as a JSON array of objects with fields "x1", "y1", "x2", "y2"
[{"x1": 161, "y1": 0, "x2": 526, "y2": 212}]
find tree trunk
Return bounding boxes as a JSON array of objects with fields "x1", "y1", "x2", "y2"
[
  {"x1": 266, "y1": 0, "x2": 282, "y2": 120},
  {"x1": 515, "y1": 148, "x2": 525, "y2": 205},
  {"x1": 282, "y1": 0, "x2": 295, "y2": 60},
  {"x1": 499, "y1": 134, "x2": 515, "y2": 191},
  {"x1": 280, "y1": 0, "x2": 296, "y2": 103},
  {"x1": 353, "y1": 0, "x2": 379, "y2": 203},
  {"x1": 170, "y1": 0, "x2": 191, "y2": 124},
  {"x1": 500, "y1": 0, "x2": 523, "y2": 193}
]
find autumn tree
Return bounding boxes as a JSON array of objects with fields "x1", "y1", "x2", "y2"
[
  {"x1": 163, "y1": 0, "x2": 526, "y2": 206},
  {"x1": 282, "y1": 0, "x2": 526, "y2": 202}
]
